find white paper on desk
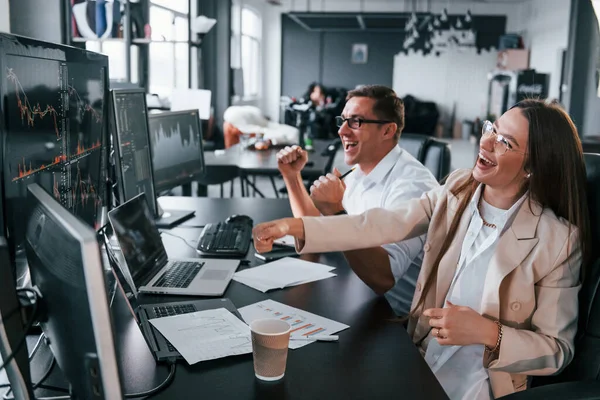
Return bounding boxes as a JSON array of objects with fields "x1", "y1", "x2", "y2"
[
  {"x1": 234, "y1": 272, "x2": 337, "y2": 293},
  {"x1": 234, "y1": 257, "x2": 334, "y2": 287},
  {"x1": 239, "y1": 300, "x2": 349, "y2": 349},
  {"x1": 149, "y1": 308, "x2": 252, "y2": 365}
]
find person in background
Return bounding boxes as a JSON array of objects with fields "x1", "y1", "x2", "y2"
[
  {"x1": 256, "y1": 99, "x2": 591, "y2": 399},
  {"x1": 305, "y1": 82, "x2": 327, "y2": 107},
  {"x1": 276, "y1": 85, "x2": 439, "y2": 315}
]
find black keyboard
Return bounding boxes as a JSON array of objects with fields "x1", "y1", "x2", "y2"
[
  {"x1": 154, "y1": 261, "x2": 204, "y2": 288},
  {"x1": 152, "y1": 304, "x2": 197, "y2": 352},
  {"x1": 197, "y1": 221, "x2": 252, "y2": 257}
]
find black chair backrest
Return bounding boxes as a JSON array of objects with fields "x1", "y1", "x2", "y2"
[
  {"x1": 534, "y1": 153, "x2": 600, "y2": 385},
  {"x1": 422, "y1": 138, "x2": 452, "y2": 182},
  {"x1": 400, "y1": 133, "x2": 430, "y2": 161},
  {"x1": 322, "y1": 138, "x2": 342, "y2": 174},
  {"x1": 400, "y1": 133, "x2": 451, "y2": 182},
  {"x1": 581, "y1": 137, "x2": 600, "y2": 155}
]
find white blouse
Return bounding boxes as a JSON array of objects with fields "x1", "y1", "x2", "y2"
[{"x1": 423, "y1": 185, "x2": 527, "y2": 400}]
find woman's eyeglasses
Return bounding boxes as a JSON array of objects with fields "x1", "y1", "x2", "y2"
[
  {"x1": 335, "y1": 116, "x2": 393, "y2": 129},
  {"x1": 481, "y1": 120, "x2": 525, "y2": 155}
]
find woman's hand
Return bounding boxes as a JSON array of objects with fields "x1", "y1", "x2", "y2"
[
  {"x1": 423, "y1": 301, "x2": 499, "y2": 347},
  {"x1": 252, "y1": 218, "x2": 305, "y2": 253}
]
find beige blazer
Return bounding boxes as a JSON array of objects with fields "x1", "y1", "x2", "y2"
[{"x1": 298, "y1": 169, "x2": 582, "y2": 398}]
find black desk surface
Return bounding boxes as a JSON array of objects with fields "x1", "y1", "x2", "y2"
[
  {"x1": 203, "y1": 140, "x2": 332, "y2": 176},
  {"x1": 34, "y1": 197, "x2": 448, "y2": 399}
]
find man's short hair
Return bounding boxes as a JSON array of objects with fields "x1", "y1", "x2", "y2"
[{"x1": 346, "y1": 85, "x2": 405, "y2": 140}]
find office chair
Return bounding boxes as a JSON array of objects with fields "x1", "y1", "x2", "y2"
[
  {"x1": 503, "y1": 153, "x2": 600, "y2": 399},
  {"x1": 196, "y1": 165, "x2": 242, "y2": 198},
  {"x1": 400, "y1": 133, "x2": 452, "y2": 182}
]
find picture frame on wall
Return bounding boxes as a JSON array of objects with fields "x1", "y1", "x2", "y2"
[{"x1": 351, "y1": 44, "x2": 368, "y2": 64}]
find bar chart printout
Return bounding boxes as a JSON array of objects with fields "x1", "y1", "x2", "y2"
[{"x1": 238, "y1": 299, "x2": 349, "y2": 349}]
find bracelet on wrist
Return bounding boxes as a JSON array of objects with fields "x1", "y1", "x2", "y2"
[{"x1": 485, "y1": 320, "x2": 503, "y2": 353}]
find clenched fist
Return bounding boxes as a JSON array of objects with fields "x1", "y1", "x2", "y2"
[
  {"x1": 310, "y1": 168, "x2": 346, "y2": 216},
  {"x1": 277, "y1": 145, "x2": 308, "y2": 178}
]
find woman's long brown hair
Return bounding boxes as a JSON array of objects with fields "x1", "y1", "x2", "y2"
[{"x1": 410, "y1": 99, "x2": 592, "y2": 318}]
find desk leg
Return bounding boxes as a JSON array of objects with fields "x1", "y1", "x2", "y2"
[
  {"x1": 269, "y1": 176, "x2": 280, "y2": 198},
  {"x1": 197, "y1": 183, "x2": 208, "y2": 197},
  {"x1": 239, "y1": 176, "x2": 245, "y2": 197},
  {"x1": 243, "y1": 176, "x2": 266, "y2": 198},
  {"x1": 181, "y1": 183, "x2": 192, "y2": 197}
]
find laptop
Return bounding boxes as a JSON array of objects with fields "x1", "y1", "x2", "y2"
[
  {"x1": 107, "y1": 262, "x2": 243, "y2": 362},
  {"x1": 108, "y1": 192, "x2": 239, "y2": 296}
]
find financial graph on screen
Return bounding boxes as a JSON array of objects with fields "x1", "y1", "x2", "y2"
[
  {"x1": 111, "y1": 91, "x2": 157, "y2": 215},
  {"x1": 148, "y1": 111, "x2": 204, "y2": 191},
  {"x1": 3, "y1": 55, "x2": 107, "y2": 233}
]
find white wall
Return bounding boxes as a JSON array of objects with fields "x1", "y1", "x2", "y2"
[
  {"x1": 519, "y1": 0, "x2": 571, "y2": 100},
  {"x1": 393, "y1": 49, "x2": 497, "y2": 126},
  {"x1": 0, "y1": 0, "x2": 9, "y2": 33},
  {"x1": 261, "y1": 0, "x2": 532, "y2": 121}
]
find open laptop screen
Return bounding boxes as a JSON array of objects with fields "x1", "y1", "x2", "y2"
[{"x1": 108, "y1": 193, "x2": 167, "y2": 286}]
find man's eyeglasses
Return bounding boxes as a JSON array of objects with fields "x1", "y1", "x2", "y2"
[
  {"x1": 335, "y1": 116, "x2": 393, "y2": 129},
  {"x1": 481, "y1": 120, "x2": 526, "y2": 155}
]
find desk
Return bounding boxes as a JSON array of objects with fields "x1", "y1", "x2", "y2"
[
  {"x1": 199, "y1": 140, "x2": 335, "y2": 198},
  {"x1": 36, "y1": 197, "x2": 448, "y2": 399},
  {"x1": 204, "y1": 140, "x2": 332, "y2": 177}
]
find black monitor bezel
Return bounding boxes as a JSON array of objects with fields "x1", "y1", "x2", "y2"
[
  {"x1": 147, "y1": 109, "x2": 206, "y2": 193},
  {"x1": 109, "y1": 88, "x2": 159, "y2": 217},
  {"x1": 25, "y1": 183, "x2": 123, "y2": 399},
  {"x1": 0, "y1": 33, "x2": 111, "y2": 250}
]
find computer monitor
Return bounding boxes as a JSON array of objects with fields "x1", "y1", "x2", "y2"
[
  {"x1": 147, "y1": 110, "x2": 205, "y2": 193},
  {"x1": 109, "y1": 88, "x2": 158, "y2": 217},
  {"x1": 0, "y1": 237, "x2": 34, "y2": 399},
  {"x1": 0, "y1": 34, "x2": 110, "y2": 252},
  {"x1": 24, "y1": 183, "x2": 123, "y2": 399}
]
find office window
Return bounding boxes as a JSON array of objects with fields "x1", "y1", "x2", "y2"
[
  {"x1": 231, "y1": 5, "x2": 261, "y2": 98},
  {"x1": 85, "y1": 41, "x2": 139, "y2": 83},
  {"x1": 148, "y1": 0, "x2": 189, "y2": 97},
  {"x1": 241, "y1": 7, "x2": 261, "y2": 97}
]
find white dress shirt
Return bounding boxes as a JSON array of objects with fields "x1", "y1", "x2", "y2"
[
  {"x1": 342, "y1": 145, "x2": 439, "y2": 315},
  {"x1": 423, "y1": 185, "x2": 527, "y2": 400}
]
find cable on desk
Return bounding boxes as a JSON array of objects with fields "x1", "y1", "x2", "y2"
[
  {"x1": 124, "y1": 362, "x2": 176, "y2": 399},
  {"x1": 0, "y1": 288, "x2": 39, "y2": 373},
  {"x1": 160, "y1": 231, "x2": 198, "y2": 252}
]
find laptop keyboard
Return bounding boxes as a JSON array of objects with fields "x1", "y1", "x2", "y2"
[
  {"x1": 152, "y1": 304, "x2": 197, "y2": 352},
  {"x1": 154, "y1": 261, "x2": 204, "y2": 288}
]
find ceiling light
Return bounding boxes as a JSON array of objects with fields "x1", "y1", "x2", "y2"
[
  {"x1": 412, "y1": 26, "x2": 420, "y2": 39},
  {"x1": 440, "y1": 8, "x2": 448, "y2": 22},
  {"x1": 465, "y1": 10, "x2": 472, "y2": 23}
]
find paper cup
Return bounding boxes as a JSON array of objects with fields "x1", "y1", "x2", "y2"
[{"x1": 250, "y1": 319, "x2": 291, "y2": 381}]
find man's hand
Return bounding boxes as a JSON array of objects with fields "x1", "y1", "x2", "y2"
[
  {"x1": 277, "y1": 145, "x2": 308, "y2": 178},
  {"x1": 310, "y1": 168, "x2": 346, "y2": 216}
]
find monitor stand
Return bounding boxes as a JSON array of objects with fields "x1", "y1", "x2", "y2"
[{"x1": 154, "y1": 202, "x2": 194, "y2": 228}]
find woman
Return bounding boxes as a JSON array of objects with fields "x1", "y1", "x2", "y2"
[{"x1": 253, "y1": 100, "x2": 591, "y2": 399}]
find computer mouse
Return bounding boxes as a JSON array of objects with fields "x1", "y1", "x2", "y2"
[{"x1": 225, "y1": 214, "x2": 253, "y2": 225}]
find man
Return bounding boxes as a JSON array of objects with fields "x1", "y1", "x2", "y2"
[{"x1": 277, "y1": 85, "x2": 439, "y2": 315}]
